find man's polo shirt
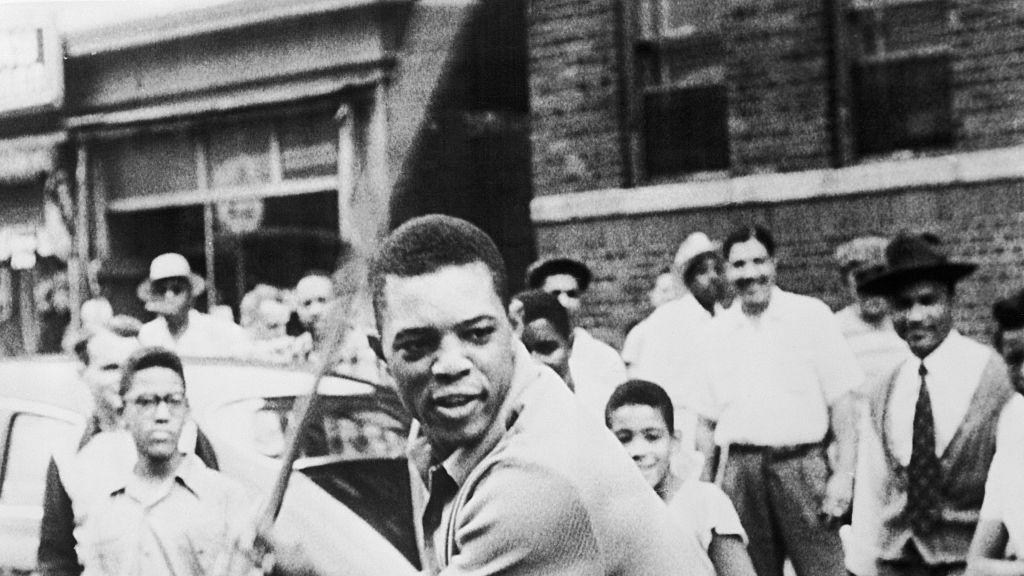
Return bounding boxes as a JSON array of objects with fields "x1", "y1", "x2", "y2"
[
  {"x1": 690, "y1": 287, "x2": 863, "y2": 447},
  {"x1": 408, "y1": 342, "x2": 711, "y2": 575},
  {"x1": 71, "y1": 449, "x2": 259, "y2": 576}
]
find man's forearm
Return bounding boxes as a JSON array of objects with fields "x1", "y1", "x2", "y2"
[
  {"x1": 828, "y1": 393, "x2": 859, "y2": 477},
  {"x1": 695, "y1": 417, "x2": 718, "y2": 483}
]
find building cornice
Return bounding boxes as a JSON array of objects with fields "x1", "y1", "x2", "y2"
[
  {"x1": 65, "y1": 0, "x2": 412, "y2": 57},
  {"x1": 531, "y1": 146, "x2": 1024, "y2": 223}
]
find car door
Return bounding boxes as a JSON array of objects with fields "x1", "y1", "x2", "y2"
[{"x1": 0, "y1": 400, "x2": 85, "y2": 573}]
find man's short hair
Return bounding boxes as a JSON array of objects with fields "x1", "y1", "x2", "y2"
[
  {"x1": 71, "y1": 315, "x2": 143, "y2": 365},
  {"x1": 723, "y1": 224, "x2": 776, "y2": 260},
  {"x1": 119, "y1": 346, "x2": 186, "y2": 397},
  {"x1": 605, "y1": 379, "x2": 675, "y2": 434},
  {"x1": 368, "y1": 214, "x2": 509, "y2": 327},
  {"x1": 514, "y1": 289, "x2": 571, "y2": 339}
]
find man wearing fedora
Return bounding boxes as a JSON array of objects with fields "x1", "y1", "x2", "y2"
[
  {"x1": 624, "y1": 231, "x2": 727, "y2": 448},
  {"x1": 137, "y1": 253, "x2": 250, "y2": 358},
  {"x1": 526, "y1": 256, "x2": 627, "y2": 413},
  {"x1": 846, "y1": 233, "x2": 1024, "y2": 576}
]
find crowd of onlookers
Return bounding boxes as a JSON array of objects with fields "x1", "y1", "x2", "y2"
[
  {"x1": 39, "y1": 216, "x2": 1024, "y2": 576},
  {"x1": 67, "y1": 252, "x2": 379, "y2": 380},
  {"x1": 517, "y1": 226, "x2": 1024, "y2": 576}
]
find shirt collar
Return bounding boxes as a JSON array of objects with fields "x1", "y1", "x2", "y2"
[
  {"x1": 917, "y1": 329, "x2": 964, "y2": 373},
  {"x1": 722, "y1": 286, "x2": 788, "y2": 327},
  {"x1": 105, "y1": 452, "x2": 206, "y2": 499},
  {"x1": 408, "y1": 341, "x2": 539, "y2": 489}
]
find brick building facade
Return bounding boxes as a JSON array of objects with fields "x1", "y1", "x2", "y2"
[{"x1": 527, "y1": 0, "x2": 1024, "y2": 347}]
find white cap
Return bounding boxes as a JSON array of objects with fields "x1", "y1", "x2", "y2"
[{"x1": 673, "y1": 232, "x2": 720, "y2": 273}]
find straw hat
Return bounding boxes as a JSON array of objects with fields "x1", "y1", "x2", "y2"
[{"x1": 136, "y1": 253, "x2": 206, "y2": 301}]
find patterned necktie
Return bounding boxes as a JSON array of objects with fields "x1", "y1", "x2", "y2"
[{"x1": 906, "y1": 362, "x2": 942, "y2": 534}]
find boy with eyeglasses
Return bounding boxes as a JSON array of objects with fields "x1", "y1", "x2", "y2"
[{"x1": 64, "y1": 347, "x2": 260, "y2": 576}]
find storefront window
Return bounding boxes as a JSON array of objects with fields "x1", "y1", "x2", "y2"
[{"x1": 94, "y1": 100, "x2": 346, "y2": 319}]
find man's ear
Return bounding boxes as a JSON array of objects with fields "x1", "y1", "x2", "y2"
[
  {"x1": 367, "y1": 334, "x2": 385, "y2": 361},
  {"x1": 508, "y1": 299, "x2": 524, "y2": 338}
]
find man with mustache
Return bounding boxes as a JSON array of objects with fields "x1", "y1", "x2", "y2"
[
  {"x1": 690, "y1": 224, "x2": 862, "y2": 576},
  {"x1": 848, "y1": 234, "x2": 1024, "y2": 576},
  {"x1": 368, "y1": 214, "x2": 708, "y2": 575}
]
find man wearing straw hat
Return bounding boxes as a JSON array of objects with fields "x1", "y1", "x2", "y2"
[
  {"x1": 137, "y1": 253, "x2": 249, "y2": 358},
  {"x1": 625, "y1": 231, "x2": 727, "y2": 449},
  {"x1": 846, "y1": 233, "x2": 1024, "y2": 576}
]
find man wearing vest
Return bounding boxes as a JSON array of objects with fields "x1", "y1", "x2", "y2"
[{"x1": 846, "y1": 233, "x2": 1024, "y2": 576}]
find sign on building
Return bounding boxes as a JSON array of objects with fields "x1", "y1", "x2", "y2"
[{"x1": 0, "y1": 18, "x2": 63, "y2": 116}]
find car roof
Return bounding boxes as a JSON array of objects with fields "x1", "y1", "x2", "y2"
[
  {"x1": 0, "y1": 355, "x2": 93, "y2": 416},
  {"x1": 0, "y1": 354, "x2": 390, "y2": 416}
]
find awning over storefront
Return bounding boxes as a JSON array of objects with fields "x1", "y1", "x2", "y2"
[{"x1": 0, "y1": 132, "x2": 65, "y2": 185}]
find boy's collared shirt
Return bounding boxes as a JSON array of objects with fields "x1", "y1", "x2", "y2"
[{"x1": 73, "y1": 448, "x2": 258, "y2": 576}]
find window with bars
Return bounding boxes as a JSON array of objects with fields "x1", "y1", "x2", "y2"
[
  {"x1": 846, "y1": 0, "x2": 953, "y2": 157},
  {"x1": 633, "y1": 0, "x2": 729, "y2": 180}
]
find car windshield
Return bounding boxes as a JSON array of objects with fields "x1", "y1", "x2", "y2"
[{"x1": 211, "y1": 392, "x2": 409, "y2": 461}]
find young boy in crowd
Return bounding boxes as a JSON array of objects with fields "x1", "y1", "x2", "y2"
[{"x1": 606, "y1": 379, "x2": 757, "y2": 576}]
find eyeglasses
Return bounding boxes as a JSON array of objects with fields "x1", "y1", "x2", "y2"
[
  {"x1": 547, "y1": 289, "x2": 580, "y2": 299},
  {"x1": 125, "y1": 393, "x2": 187, "y2": 413}
]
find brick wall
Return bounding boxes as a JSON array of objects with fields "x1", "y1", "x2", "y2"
[
  {"x1": 726, "y1": 0, "x2": 832, "y2": 174},
  {"x1": 536, "y1": 179, "x2": 1024, "y2": 349},
  {"x1": 954, "y1": 0, "x2": 1024, "y2": 151},
  {"x1": 528, "y1": 0, "x2": 1024, "y2": 189},
  {"x1": 528, "y1": 0, "x2": 625, "y2": 196}
]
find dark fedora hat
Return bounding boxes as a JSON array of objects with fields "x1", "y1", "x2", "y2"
[
  {"x1": 994, "y1": 288, "x2": 1024, "y2": 331},
  {"x1": 526, "y1": 257, "x2": 592, "y2": 292},
  {"x1": 858, "y1": 233, "x2": 976, "y2": 296}
]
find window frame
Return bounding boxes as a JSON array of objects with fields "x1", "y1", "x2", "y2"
[
  {"x1": 837, "y1": 0, "x2": 955, "y2": 161},
  {"x1": 626, "y1": 0, "x2": 731, "y2": 184}
]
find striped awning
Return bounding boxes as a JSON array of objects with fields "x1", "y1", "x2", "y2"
[{"x1": 0, "y1": 132, "x2": 65, "y2": 185}]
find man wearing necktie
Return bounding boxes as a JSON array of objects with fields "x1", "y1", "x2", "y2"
[{"x1": 845, "y1": 233, "x2": 1024, "y2": 576}]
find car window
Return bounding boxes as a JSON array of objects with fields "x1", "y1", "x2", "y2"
[
  {"x1": 212, "y1": 394, "x2": 409, "y2": 461},
  {"x1": 1, "y1": 413, "x2": 78, "y2": 506}
]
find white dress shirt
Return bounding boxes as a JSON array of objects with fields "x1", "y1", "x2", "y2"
[
  {"x1": 690, "y1": 287, "x2": 863, "y2": 447},
  {"x1": 887, "y1": 331, "x2": 990, "y2": 463},
  {"x1": 569, "y1": 327, "x2": 627, "y2": 418},
  {"x1": 980, "y1": 402, "x2": 1024, "y2": 557}
]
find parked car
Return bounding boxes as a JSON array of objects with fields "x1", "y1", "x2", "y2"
[{"x1": 0, "y1": 355, "x2": 419, "y2": 575}]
